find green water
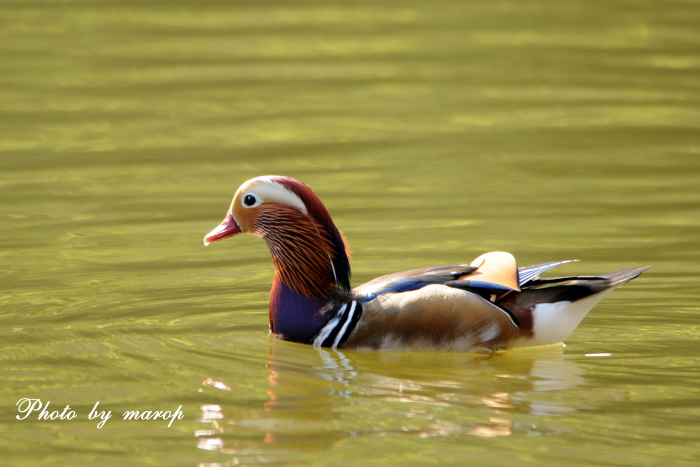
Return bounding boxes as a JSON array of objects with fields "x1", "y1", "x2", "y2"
[{"x1": 2, "y1": 1, "x2": 699, "y2": 465}]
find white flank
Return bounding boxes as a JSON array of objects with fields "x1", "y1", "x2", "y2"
[{"x1": 513, "y1": 287, "x2": 616, "y2": 347}]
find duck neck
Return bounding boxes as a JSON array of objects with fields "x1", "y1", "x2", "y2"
[{"x1": 269, "y1": 274, "x2": 334, "y2": 344}]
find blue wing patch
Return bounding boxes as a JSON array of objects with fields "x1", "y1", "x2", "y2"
[{"x1": 359, "y1": 275, "x2": 518, "y2": 302}]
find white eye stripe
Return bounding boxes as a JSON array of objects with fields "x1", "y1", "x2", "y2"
[{"x1": 236, "y1": 179, "x2": 308, "y2": 214}]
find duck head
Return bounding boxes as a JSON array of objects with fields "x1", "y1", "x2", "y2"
[{"x1": 204, "y1": 176, "x2": 352, "y2": 301}]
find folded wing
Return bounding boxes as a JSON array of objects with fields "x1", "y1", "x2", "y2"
[{"x1": 355, "y1": 251, "x2": 522, "y2": 301}]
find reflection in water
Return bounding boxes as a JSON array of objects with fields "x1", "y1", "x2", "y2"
[
  {"x1": 195, "y1": 340, "x2": 589, "y2": 463},
  {"x1": 315, "y1": 348, "x2": 357, "y2": 391}
]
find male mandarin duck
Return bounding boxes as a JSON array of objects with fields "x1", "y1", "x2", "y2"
[{"x1": 204, "y1": 176, "x2": 649, "y2": 352}]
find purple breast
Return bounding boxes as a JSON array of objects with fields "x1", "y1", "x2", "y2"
[{"x1": 269, "y1": 279, "x2": 332, "y2": 344}]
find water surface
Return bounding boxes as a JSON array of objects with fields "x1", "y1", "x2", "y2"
[{"x1": 1, "y1": 1, "x2": 699, "y2": 466}]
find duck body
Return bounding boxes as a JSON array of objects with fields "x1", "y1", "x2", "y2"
[{"x1": 205, "y1": 176, "x2": 649, "y2": 352}]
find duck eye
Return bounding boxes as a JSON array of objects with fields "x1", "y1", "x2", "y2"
[{"x1": 243, "y1": 194, "x2": 256, "y2": 207}]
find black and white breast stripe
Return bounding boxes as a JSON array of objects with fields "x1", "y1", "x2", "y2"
[{"x1": 312, "y1": 301, "x2": 363, "y2": 349}]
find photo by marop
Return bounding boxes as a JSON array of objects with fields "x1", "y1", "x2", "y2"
[{"x1": 2, "y1": 1, "x2": 697, "y2": 466}]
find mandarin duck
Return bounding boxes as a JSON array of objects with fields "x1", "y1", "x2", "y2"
[{"x1": 204, "y1": 176, "x2": 649, "y2": 352}]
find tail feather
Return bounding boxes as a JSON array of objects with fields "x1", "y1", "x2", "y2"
[
  {"x1": 560, "y1": 265, "x2": 652, "y2": 294},
  {"x1": 501, "y1": 265, "x2": 651, "y2": 347},
  {"x1": 498, "y1": 265, "x2": 651, "y2": 337},
  {"x1": 521, "y1": 266, "x2": 652, "y2": 294},
  {"x1": 598, "y1": 266, "x2": 652, "y2": 286}
]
